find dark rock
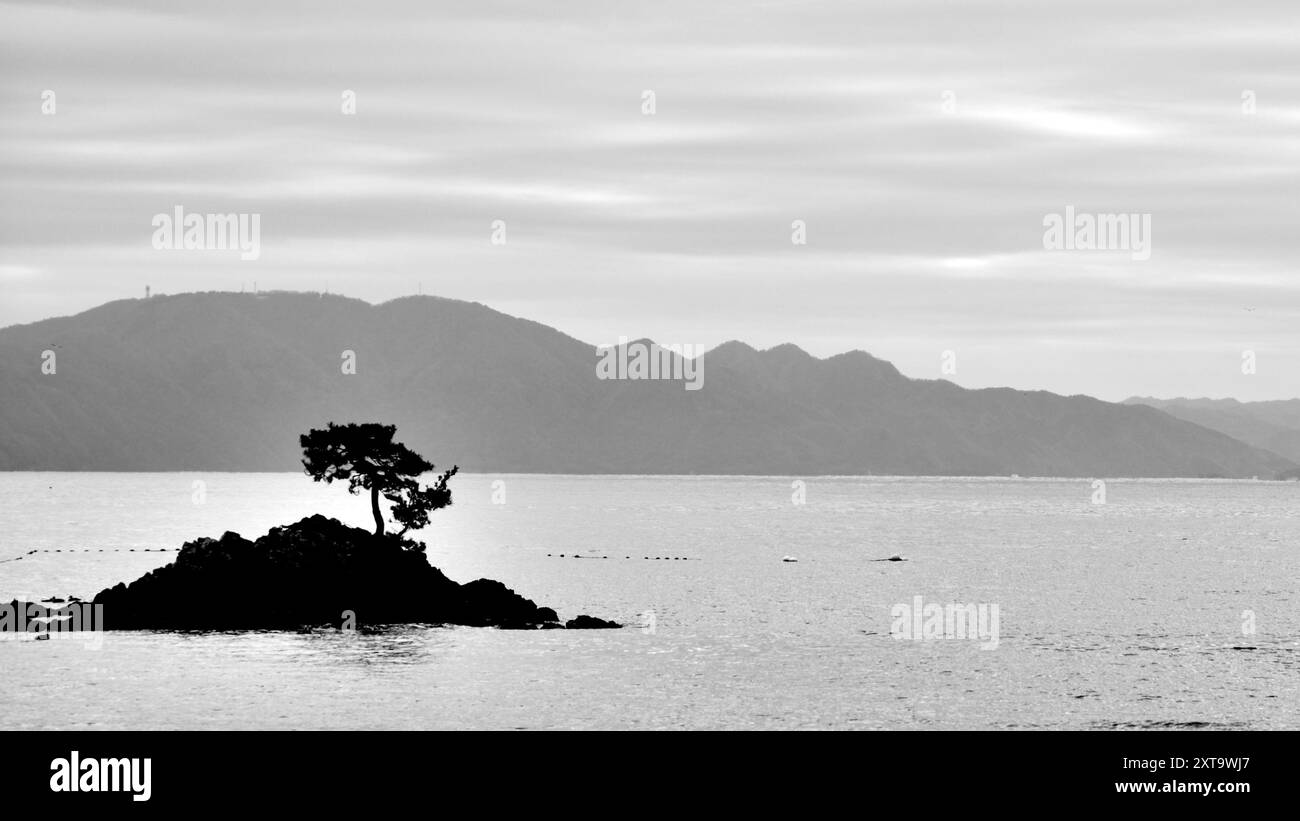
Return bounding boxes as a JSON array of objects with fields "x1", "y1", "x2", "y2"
[
  {"x1": 86, "y1": 515, "x2": 613, "y2": 631},
  {"x1": 565, "y1": 615, "x2": 622, "y2": 629}
]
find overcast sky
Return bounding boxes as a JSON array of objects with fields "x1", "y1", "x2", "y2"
[{"x1": 2, "y1": 0, "x2": 1297, "y2": 401}]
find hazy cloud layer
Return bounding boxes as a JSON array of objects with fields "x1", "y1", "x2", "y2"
[{"x1": 2, "y1": 0, "x2": 1298, "y2": 400}]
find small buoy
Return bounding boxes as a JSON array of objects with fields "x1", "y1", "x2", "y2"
[{"x1": 782, "y1": 556, "x2": 798, "y2": 562}]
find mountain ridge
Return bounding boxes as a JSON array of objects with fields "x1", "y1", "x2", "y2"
[
  {"x1": 1124, "y1": 395, "x2": 1300, "y2": 470},
  {"x1": 1, "y1": 290, "x2": 1295, "y2": 478}
]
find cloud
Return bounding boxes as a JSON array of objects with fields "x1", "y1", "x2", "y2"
[{"x1": 1, "y1": 0, "x2": 1298, "y2": 401}]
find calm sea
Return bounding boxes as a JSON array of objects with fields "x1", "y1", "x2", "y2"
[{"x1": 1, "y1": 473, "x2": 1296, "y2": 730}]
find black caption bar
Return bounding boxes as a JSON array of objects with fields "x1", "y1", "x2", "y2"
[{"x1": 0, "y1": 731, "x2": 1290, "y2": 811}]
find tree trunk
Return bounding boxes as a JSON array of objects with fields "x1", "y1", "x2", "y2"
[{"x1": 371, "y1": 485, "x2": 385, "y2": 536}]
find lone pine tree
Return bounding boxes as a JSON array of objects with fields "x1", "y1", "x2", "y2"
[{"x1": 300, "y1": 422, "x2": 458, "y2": 537}]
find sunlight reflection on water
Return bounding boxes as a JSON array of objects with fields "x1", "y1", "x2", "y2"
[{"x1": 1, "y1": 474, "x2": 1296, "y2": 729}]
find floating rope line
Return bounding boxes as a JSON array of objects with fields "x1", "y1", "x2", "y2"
[
  {"x1": 0, "y1": 548, "x2": 176, "y2": 562},
  {"x1": 544, "y1": 553, "x2": 696, "y2": 560}
]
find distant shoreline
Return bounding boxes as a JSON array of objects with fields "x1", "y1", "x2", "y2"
[{"x1": 0, "y1": 470, "x2": 1294, "y2": 481}]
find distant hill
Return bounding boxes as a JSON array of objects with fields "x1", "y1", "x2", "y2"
[
  {"x1": 1123, "y1": 396, "x2": 1300, "y2": 467},
  {"x1": 0, "y1": 291, "x2": 1294, "y2": 477}
]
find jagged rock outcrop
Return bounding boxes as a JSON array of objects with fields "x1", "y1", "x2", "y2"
[{"x1": 85, "y1": 515, "x2": 619, "y2": 630}]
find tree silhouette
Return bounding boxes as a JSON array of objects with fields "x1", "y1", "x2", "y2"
[{"x1": 300, "y1": 422, "x2": 458, "y2": 537}]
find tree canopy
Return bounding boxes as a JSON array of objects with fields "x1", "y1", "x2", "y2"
[{"x1": 300, "y1": 422, "x2": 458, "y2": 537}]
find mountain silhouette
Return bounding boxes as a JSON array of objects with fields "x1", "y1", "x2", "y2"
[
  {"x1": 1124, "y1": 396, "x2": 1300, "y2": 468},
  {"x1": 0, "y1": 291, "x2": 1293, "y2": 477}
]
